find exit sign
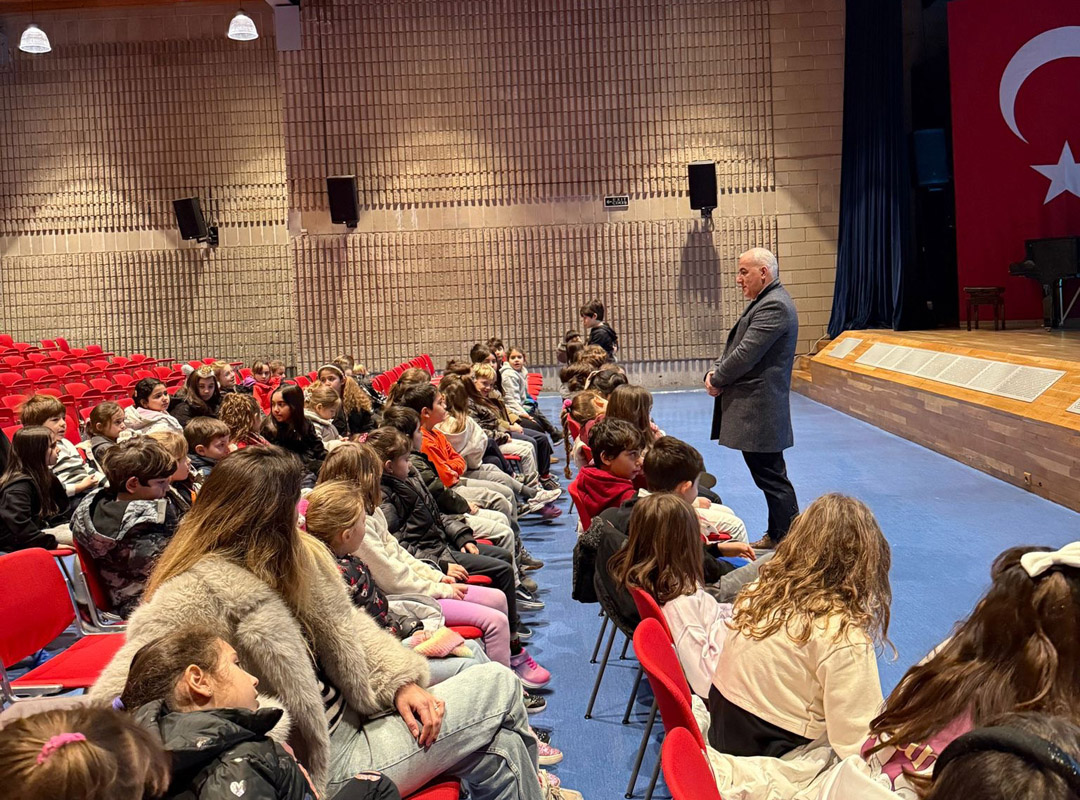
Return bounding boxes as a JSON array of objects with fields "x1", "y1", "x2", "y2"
[{"x1": 604, "y1": 195, "x2": 629, "y2": 209}]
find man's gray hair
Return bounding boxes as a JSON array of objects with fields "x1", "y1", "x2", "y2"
[{"x1": 743, "y1": 247, "x2": 779, "y2": 279}]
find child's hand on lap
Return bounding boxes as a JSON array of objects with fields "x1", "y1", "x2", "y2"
[
  {"x1": 447, "y1": 563, "x2": 470, "y2": 581},
  {"x1": 461, "y1": 543, "x2": 479, "y2": 555},
  {"x1": 468, "y1": 502, "x2": 480, "y2": 514},
  {"x1": 450, "y1": 584, "x2": 468, "y2": 600}
]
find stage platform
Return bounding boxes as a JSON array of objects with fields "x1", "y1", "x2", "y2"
[{"x1": 794, "y1": 328, "x2": 1080, "y2": 512}]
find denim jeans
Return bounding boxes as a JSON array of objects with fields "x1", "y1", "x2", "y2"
[
  {"x1": 426, "y1": 639, "x2": 490, "y2": 685},
  {"x1": 327, "y1": 662, "x2": 541, "y2": 800}
]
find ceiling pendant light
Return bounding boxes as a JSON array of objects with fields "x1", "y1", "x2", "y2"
[
  {"x1": 19, "y1": 23, "x2": 51, "y2": 54},
  {"x1": 227, "y1": 10, "x2": 258, "y2": 41}
]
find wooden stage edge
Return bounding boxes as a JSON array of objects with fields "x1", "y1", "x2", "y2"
[{"x1": 793, "y1": 327, "x2": 1080, "y2": 513}]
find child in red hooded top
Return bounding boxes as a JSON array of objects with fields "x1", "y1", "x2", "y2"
[{"x1": 570, "y1": 418, "x2": 644, "y2": 529}]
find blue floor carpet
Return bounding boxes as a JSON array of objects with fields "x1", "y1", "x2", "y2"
[{"x1": 524, "y1": 389, "x2": 1080, "y2": 799}]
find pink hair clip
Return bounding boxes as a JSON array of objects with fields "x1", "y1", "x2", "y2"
[{"x1": 37, "y1": 733, "x2": 86, "y2": 765}]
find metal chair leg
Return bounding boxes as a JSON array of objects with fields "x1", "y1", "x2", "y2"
[
  {"x1": 590, "y1": 613, "x2": 609, "y2": 664},
  {"x1": 622, "y1": 663, "x2": 644, "y2": 724},
  {"x1": 642, "y1": 741, "x2": 663, "y2": 800},
  {"x1": 624, "y1": 698, "x2": 658, "y2": 797},
  {"x1": 619, "y1": 632, "x2": 631, "y2": 660},
  {"x1": 584, "y1": 625, "x2": 617, "y2": 719}
]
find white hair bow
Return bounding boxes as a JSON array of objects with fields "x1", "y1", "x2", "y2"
[{"x1": 1020, "y1": 542, "x2": 1080, "y2": 579}]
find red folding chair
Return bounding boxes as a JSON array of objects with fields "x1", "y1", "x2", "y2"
[
  {"x1": 112, "y1": 373, "x2": 135, "y2": 389},
  {"x1": 48, "y1": 350, "x2": 72, "y2": 363},
  {"x1": 110, "y1": 355, "x2": 131, "y2": 369},
  {"x1": 2, "y1": 355, "x2": 26, "y2": 370},
  {"x1": 11, "y1": 342, "x2": 36, "y2": 353},
  {"x1": 1, "y1": 394, "x2": 26, "y2": 411},
  {"x1": 662, "y1": 727, "x2": 721, "y2": 800},
  {"x1": 202, "y1": 357, "x2": 216, "y2": 365},
  {"x1": 48, "y1": 364, "x2": 73, "y2": 381},
  {"x1": 0, "y1": 372, "x2": 31, "y2": 391},
  {"x1": 40, "y1": 338, "x2": 57, "y2": 350},
  {"x1": 2, "y1": 424, "x2": 21, "y2": 440},
  {"x1": 527, "y1": 372, "x2": 544, "y2": 401},
  {"x1": 54, "y1": 337, "x2": 71, "y2": 352},
  {"x1": 65, "y1": 382, "x2": 91, "y2": 400},
  {"x1": 0, "y1": 549, "x2": 126, "y2": 703},
  {"x1": 632, "y1": 618, "x2": 708, "y2": 800},
  {"x1": 25, "y1": 367, "x2": 49, "y2": 385},
  {"x1": 85, "y1": 344, "x2": 113, "y2": 358},
  {"x1": 132, "y1": 369, "x2": 153, "y2": 380},
  {"x1": 0, "y1": 334, "x2": 12, "y2": 348},
  {"x1": 69, "y1": 348, "x2": 88, "y2": 360},
  {"x1": 65, "y1": 541, "x2": 126, "y2": 632},
  {"x1": 0, "y1": 408, "x2": 15, "y2": 426},
  {"x1": 295, "y1": 375, "x2": 311, "y2": 389},
  {"x1": 89, "y1": 378, "x2": 115, "y2": 394},
  {"x1": 69, "y1": 362, "x2": 93, "y2": 377}
]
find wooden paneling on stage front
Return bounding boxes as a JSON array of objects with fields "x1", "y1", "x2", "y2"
[{"x1": 796, "y1": 329, "x2": 1080, "y2": 512}]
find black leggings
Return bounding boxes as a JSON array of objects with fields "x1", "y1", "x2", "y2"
[{"x1": 454, "y1": 544, "x2": 519, "y2": 631}]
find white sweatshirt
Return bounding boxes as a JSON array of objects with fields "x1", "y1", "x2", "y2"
[
  {"x1": 715, "y1": 612, "x2": 884, "y2": 759},
  {"x1": 661, "y1": 587, "x2": 734, "y2": 698},
  {"x1": 354, "y1": 506, "x2": 456, "y2": 599}
]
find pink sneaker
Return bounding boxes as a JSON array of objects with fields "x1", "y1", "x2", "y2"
[
  {"x1": 511, "y1": 648, "x2": 551, "y2": 689},
  {"x1": 537, "y1": 740, "x2": 564, "y2": 765},
  {"x1": 540, "y1": 503, "x2": 563, "y2": 520}
]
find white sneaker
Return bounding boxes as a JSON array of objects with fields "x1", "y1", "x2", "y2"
[
  {"x1": 540, "y1": 769, "x2": 583, "y2": 800},
  {"x1": 533, "y1": 487, "x2": 562, "y2": 505}
]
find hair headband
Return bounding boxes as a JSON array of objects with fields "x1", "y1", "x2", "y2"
[
  {"x1": 318, "y1": 364, "x2": 345, "y2": 379},
  {"x1": 1021, "y1": 542, "x2": 1080, "y2": 579},
  {"x1": 37, "y1": 733, "x2": 86, "y2": 765},
  {"x1": 934, "y1": 725, "x2": 1080, "y2": 792}
]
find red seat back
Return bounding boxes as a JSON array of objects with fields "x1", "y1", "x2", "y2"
[
  {"x1": 630, "y1": 586, "x2": 675, "y2": 641},
  {"x1": 634, "y1": 618, "x2": 704, "y2": 746},
  {"x1": 662, "y1": 727, "x2": 722, "y2": 800},
  {"x1": 526, "y1": 372, "x2": 543, "y2": 400},
  {"x1": 55, "y1": 337, "x2": 71, "y2": 352},
  {"x1": 26, "y1": 368, "x2": 49, "y2": 383},
  {"x1": 1, "y1": 395, "x2": 25, "y2": 410},
  {"x1": 72, "y1": 540, "x2": 114, "y2": 614},
  {"x1": 0, "y1": 334, "x2": 12, "y2": 347},
  {"x1": 0, "y1": 549, "x2": 76, "y2": 668}
]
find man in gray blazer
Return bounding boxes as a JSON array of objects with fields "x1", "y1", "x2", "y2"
[{"x1": 705, "y1": 248, "x2": 799, "y2": 549}]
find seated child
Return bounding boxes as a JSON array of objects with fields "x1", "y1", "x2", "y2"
[
  {"x1": 0, "y1": 704, "x2": 170, "y2": 800},
  {"x1": 87, "y1": 401, "x2": 129, "y2": 466},
  {"x1": 500, "y1": 346, "x2": 558, "y2": 438},
  {"x1": 367, "y1": 428, "x2": 538, "y2": 648},
  {"x1": 183, "y1": 416, "x2": 232, "y2": 478},
  {"x1": 570, "y1": 418, "x2": 643, "y2": 530},
  {"x1": 318, "y1": 364, "x2": 377, "y2": 438},
  {"x1": 707, "y1": 542, "x2": 1080, "y2": 799},
  {"x1": 380, "y1": 403, "x2": 535, "y2": 595},
  {"x1": 640, "y1": 437, "x2": 748, "y2": 546},
  {"x1": 261, "y1": 384, "x2": 327, "y2": 483},
  {"x1": 72, "y1": 437, "x2": 178, "y2": 617},
  {"x1": 304, "y1": 480, "x2": 495, "y2": 687},
  {"x1": 117, "y1": 627, "x2": 401, "y2": 800},
  {"x1": 147, "y1": 431, "x2": 198, "y2": 518},
  {"x1": 250, "y1": 359, "x2": 275, "y2": 413},
  {"x1": 268, "y1": 359, "x2": 287, "y2": 384},
  {"x1": 557, "y1": 329, "x2": 583, "y2": 364},
  {"x1": 305, "y1": 383, "x2": 344, "y2": 446},
  {"x1": 565, "y1": 390, "x2": 606, "y2": 470},
  {"x1": 20, "y1": 394, "x2": 102, "y2": 509},
  {"x1": 168, "y1": 365, "x2": 220, "y2": 428},
  {"x1": 211, "y1": 360, "x2": 250, "y2": 395},
  {"x1": 580, "y1": 298, "x2": 618, "y2": 360},
  {"x1": 713, "y1": 493, "x2": 890, "y2": 760},
  {"x1": 610, "y1": 492, "x2": 735, "y2": 699},
  {"x1": 218, "y1": 392, "x2": 269, "y2": 449},
  {"x1": 125, "y1": 378, "x2": 183, "y2": 436},
  {"x1": 0, "y1": 426, "x2": 71, "y2": 552}
]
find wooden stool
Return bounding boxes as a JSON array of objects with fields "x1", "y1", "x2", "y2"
[{"x1": 964, "y1": 286, "x2": 1005, "y2": 331}]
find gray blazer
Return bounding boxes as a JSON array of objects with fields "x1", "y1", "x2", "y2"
[{"x1": 709, "y1": 280, "x2": 799, "y2": 453}]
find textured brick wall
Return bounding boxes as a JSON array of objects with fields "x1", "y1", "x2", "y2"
[{"x1": 0, "y1": 0, "x2": 843, "y2": 373}]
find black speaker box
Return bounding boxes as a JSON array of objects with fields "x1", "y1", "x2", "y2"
[
  {"x1": 688, "y1": 161, "x2": 717, "y2": 211},
  {"x1": 913, "y1": 129, "x2": 950, "y2": 186},
  {"x1": 327, "y1": 176, "x2": 360, "y2": 227},
  {"x1": 173, "y1": 197, "x2": 209, "y2": 241}
]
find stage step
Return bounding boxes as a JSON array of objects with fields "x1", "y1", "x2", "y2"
[{"x1": 791, "y1": 367, "x2": 813, "y2": 391}]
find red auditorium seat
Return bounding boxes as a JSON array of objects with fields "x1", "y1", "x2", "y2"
[
  {"x1": 406, "y1": 781, "x2": 461, "y2": 800},
  {"x1": 1, "y1": 395, "x2": 26, "y2": 411},
  {"x1": 0, "y1": 548, "x2": 126, "y2": 703},
  {"x1": 662, "y1": 728, "x2": 722, "y2": 800},
  {"x1": 54, "y1": 337, "x2": 71, "y2": 352}
]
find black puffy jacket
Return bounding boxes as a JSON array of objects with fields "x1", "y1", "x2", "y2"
[
  {"x1": 135, "y1": 700, "x2": 400, "y2": 800},
  {"x1": 380, "y1": 468, "x2": 475, "y2": 570}
]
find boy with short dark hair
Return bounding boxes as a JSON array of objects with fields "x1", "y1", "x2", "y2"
[
  {"x1": 20, "y1": 394, "x2": 102, "y2": 506},
  {"x1": 579, "y1": 298, "x2": 618, "y2": 360},
  {"x1": 569, "y1": 417, "x2": 642, "y2": 529},
  {"x1": 183, "y1": 416, "x2": 231, "y2": 478},
  {"x1": 72, "y1": 437, "x2": 178, "y2": 617},
  {"x1": 641, "y1": 436, "x2": 749, "y2": 545}
]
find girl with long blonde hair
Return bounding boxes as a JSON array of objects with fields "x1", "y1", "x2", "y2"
[{"x1": 712, "y1": 493, "x2": 892, "y2": 761}]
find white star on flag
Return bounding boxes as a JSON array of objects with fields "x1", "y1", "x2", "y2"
[{"x1": 1032, "y1": 142, "x2": 1080, "y2": 204}]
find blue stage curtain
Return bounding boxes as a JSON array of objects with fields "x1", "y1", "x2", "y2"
[{"x1": 828, "y1": 0, "x2": 912, "y2": 338}]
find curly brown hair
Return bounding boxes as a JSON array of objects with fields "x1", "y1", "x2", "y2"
[{"x1": 731, "y1": 493, "x2": 892, "y2": 649}]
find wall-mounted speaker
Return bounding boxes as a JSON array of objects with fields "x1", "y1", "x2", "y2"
[
  {"x1": 688, "y1": 161, "x2": 717, "y2": 214},
  {"x1": 327, "y1": 175, "x2": 360, "y2": 228},
  {"x1": 172, "y1": 197, "x2": 217, "y2": 246}
]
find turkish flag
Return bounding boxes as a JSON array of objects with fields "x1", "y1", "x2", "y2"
[{"x1": 949, "y1": 0, "x2": 1080, "y2": 321}]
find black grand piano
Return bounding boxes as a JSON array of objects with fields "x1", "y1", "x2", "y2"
[{"x1": 1009, "y1": 236, "x2": 1080, "y2": 329}]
